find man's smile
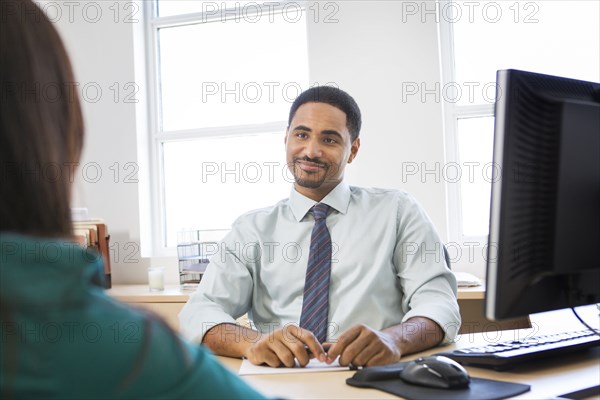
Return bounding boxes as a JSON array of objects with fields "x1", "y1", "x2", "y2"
[{"x1": 295, "y1": 159, "x2": 327, "y2": 173}]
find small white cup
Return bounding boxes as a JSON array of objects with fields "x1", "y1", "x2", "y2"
[{"x1": 148, "y1": 266, "x2": 165, "y2": 292}]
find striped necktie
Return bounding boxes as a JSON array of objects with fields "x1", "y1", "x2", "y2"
[{"x1": 299, "y1": 203, "x2": 332, "y2": 343}]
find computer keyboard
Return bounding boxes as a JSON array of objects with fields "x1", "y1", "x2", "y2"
[{"x1": 436, "y1": 329, "x2": 600, "y2": 370}]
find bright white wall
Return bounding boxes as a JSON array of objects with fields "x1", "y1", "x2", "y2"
[
  {"x1": 44, "y1": 1, "x2": 477, "y2": 284},
  {"x1": 43, "y1": 0, "x2": 167, "y2": 283}
]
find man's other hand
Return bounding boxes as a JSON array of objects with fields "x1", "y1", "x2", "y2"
[
  {"x1": 325, "y1": 324, "x2": 401, "y2": 367},
  {"x1": 244, "y1": 325, "x2": 328, "y2": 368}
]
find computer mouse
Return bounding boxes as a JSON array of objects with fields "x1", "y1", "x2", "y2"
[{"x1": 399, "y1": 356, "x2": 470, "y2": 389}]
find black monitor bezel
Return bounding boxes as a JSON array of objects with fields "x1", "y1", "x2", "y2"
[{"x1": 485, "y1": 69, "x2": 600, "y2": 321}]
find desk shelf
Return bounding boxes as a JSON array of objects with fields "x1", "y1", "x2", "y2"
[
  {"x1": 176, "y1": 229, "x2": 229, "y2": 287},
  {"x1": 177, "y1": 242, "x2": 212, "y2": 287},
  {"x1": 106, "y1": 285, "x2": 491, "y2": 333},
  {"x1": 106, "y1": 284, "x2": 192, "y2": 303},
  {"x1": 107, "y1": 284, "x2": 485, "y2": 303}
]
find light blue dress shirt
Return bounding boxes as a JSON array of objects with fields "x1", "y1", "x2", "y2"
[{"x1": 179, "y1": 182, "x2": 461, "y2": 344}]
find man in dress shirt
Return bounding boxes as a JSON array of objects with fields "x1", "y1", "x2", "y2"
[{"x1": 179, "y1": 86, "x2": 461, "y2": 368}]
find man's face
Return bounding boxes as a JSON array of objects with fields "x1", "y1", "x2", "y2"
[{"x1": 285, "y1": 102, "x2": 360, "y2": 201}]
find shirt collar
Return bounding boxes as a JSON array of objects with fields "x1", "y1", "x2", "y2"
[{"x1": 289, "y1": 181, "x2": 351, "y2": 222}]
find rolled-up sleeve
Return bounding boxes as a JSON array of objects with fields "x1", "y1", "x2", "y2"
[
  {"x1": 393, "y1": 194, "x2": 461, "y2": 344},
  {"x1": 179, "y1": 228, "x2": 254, "y2": 343}
]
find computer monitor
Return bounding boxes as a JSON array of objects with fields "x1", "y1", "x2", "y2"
[{"x1": 485, "y1": 69, "x2": 600, "y2": 321}]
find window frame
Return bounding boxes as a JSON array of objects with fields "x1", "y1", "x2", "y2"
[
  {"x1": 143, "y1": 0, "x2": 307, "y2": 256},
  {"x1": 438, "y1": 0, "x2": 494, "y2": 246}
]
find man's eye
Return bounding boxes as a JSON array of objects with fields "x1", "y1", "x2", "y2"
[
  {"x1": 296, "y1": 133, "x2": 307, "y2": 139},
  {"x1": 324, "y1": 138, "x2": 336, "y2": 144}
]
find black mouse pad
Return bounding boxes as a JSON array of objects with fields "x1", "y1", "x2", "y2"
[{"x1": 347, "y1": 369, "x2": 530, "y2": 400}]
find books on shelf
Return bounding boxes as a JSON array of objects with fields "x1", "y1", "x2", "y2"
[{"x1": 73, "y1": 219, "x2": 111, "y2": 288}]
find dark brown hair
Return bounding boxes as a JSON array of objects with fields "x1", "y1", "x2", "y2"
[
  {"x1": 0, "y1": 0, "x2": 84, "y2": 237},
  {"x1": 0, "y1": 8, "x2": 192, "y2": 397},
  {"x1": 288, "y1": 85, "x2": 362, "y2": 141}
]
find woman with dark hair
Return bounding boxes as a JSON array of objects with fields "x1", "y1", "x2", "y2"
[{"x1": 0, "y1": 1, "x2": 267, "y2": 398}]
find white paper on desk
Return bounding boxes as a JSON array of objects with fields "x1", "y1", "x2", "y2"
[
  {"x1": 452, "y1": 271, "x2": 482, "y2": 287},
  {"x1": 239, "y1": 358, "x2": 349, "y2": 375}
]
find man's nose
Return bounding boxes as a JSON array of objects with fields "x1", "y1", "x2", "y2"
[{"x1": 305, "y1": 139, "x2": 323, "y2": 159}]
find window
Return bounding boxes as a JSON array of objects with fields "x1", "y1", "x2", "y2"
[
  {"x1": 145, "y1": 1, "x2": 309, "y2": 251},
  {"x1": 440, "y1": 0, "x2": 599, "y2": 242}
]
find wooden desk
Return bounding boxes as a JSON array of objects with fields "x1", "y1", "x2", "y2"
[
  {"x1": 106, "y1": 285, "x2": 192, "y2": 330},
  {"x1": 106, "y1": 285, "x2": 488, "y2": 330},
  {"x1": 106, "y1": 284, "x2": 530, "y2": 333},
  {"x1": 215, "y1": 308, "x2": 600, "y2": 399},
  {"x1": 107, "y1": 284, "x2": 486, "y2": 301},
  {"x1": 107, "y1": 286, "x2": 598, "y2": 398}
]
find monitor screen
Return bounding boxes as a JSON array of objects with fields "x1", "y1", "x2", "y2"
[{"x1": 485, "y1": 69, "x2": 600, "y2": 321}]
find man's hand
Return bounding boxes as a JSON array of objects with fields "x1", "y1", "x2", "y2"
[
  {"x1": 245, "y1": 325, "x2": 328, "y2": 368},
  {"x1": 325, "y1": 317, "x2": 445, "y2": 367},
  {"x1": 325, "y1": 324, "x2": 401, "y2": 367}
]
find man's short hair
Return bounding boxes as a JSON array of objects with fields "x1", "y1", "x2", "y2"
[{"x1": 288, "y1": 86, "x2": 362, "y2": 141}]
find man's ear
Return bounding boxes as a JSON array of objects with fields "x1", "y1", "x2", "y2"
[
  {"x1": 347, "y1": 138, "x2": 360, "y2": 163},
  {"x1": 284, "y1": 128, "x2": 289, "y2": 145}
]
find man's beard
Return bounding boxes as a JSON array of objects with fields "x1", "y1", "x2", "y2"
[
  {"x1": 290, "y1": 157, "x2": 329, "y2": 188},
  {"x1": 295, "y1": 174, "x2": 327, "y2": 188}
]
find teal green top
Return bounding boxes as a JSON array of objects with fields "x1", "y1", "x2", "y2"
[{"x1": 0, "y1": 233, "x2": 267, "y2": 399}]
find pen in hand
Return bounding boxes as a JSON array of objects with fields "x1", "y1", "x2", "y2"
[
  {"x1": 305, "y1": 343, "x2": 331, "y2": 357},
  {"x1": 305, "y1": 344, "x2": 360, "y2": 370}
]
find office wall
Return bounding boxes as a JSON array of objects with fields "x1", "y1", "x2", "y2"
[
  {"x1": 306, "y1": 2, "x2": 448, "y2": 236},
  {"x1": 43, "y1": 1, "x2": 472, "y2": 284},
  {"x1": 42, "y1": 0, "x2": 156, "y2": 282}
]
